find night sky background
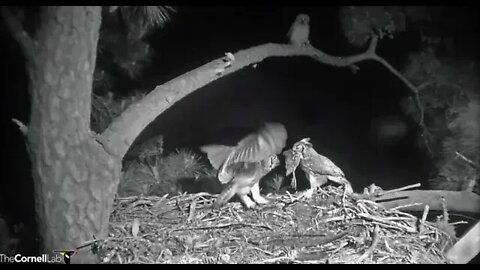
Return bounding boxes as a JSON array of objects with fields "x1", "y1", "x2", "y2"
[{"x1": 1, "y1": 6, "x2": 479, "y2": 254}]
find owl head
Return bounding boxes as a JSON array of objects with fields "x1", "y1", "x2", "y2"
[
  {"x1": 292, "y1": 137, "x2": 312, "y2": 158},
  {"x1": 296, "y1": 14, "x2": 310, "y2": 25}
]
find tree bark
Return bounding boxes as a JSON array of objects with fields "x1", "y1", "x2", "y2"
[
  {"x1": 375, "y1": 190, "x2": 480, "y2": 214},
  {"x1": 24, "y1": 7, "x2": 119, "y2": 263}
]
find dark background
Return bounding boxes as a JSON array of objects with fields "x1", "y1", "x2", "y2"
[{"x1": 1, "y1": 6, "x2": 479, "y2": 254}]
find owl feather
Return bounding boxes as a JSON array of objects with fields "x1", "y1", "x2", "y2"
[{"x1": 201, "y1": 123, "x2": 287, "y2": 184}]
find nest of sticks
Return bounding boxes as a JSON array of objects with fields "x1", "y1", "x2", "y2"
[{"x1": 96, "y1": 185, "x2": 457, "y2": 264}]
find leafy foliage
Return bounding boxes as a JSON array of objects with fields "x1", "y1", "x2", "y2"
[
  {"x1": 91, "y1": 90, "x2": 146, "y2": 133},
  {"x1": 402, "y1": 50, "x2": 480, "y2": 193},
  {"x1": 157, "y1": 149, "x2": 210, "y2": 182},
  {"x1": 91, "y1": 6, "x2": 176, "y2": 131},
  {"x1": 339, "y1": 6, "x2": 407, "y2": 47},
  {"x1": 118, "y1": 145, "x2": 215, "y2": 197},
  {"x1": 118, "y1": 6, "x2": 176, "y2": 39}
]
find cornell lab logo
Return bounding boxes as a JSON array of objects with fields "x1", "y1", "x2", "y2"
[{"x1": 54, "y1": 250, "x2": 77, "y2": 264}]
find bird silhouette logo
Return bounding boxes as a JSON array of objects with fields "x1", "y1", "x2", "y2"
[{"x1": 54, "y1": 250, "x2": 77, "y2": 264}]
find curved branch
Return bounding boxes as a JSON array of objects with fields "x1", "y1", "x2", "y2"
[
  {"x1": 1, "y1": 7, "x2": 37, "y2": 60},
  {"x1": 100, "y1": 37, "x2": 424, "y2": 159},
  {"x1": 375, "y1": 190, "x2": 480, "y2": 215},
  {"x1": 369, "y1": 54, "x2": 425, "y2": 126}
]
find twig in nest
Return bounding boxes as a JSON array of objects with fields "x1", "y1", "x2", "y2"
[
  {"x1": 341, "y1": 187, "x2": 347, "y2": 209},
  {"x1": 441, "y1": 197, "x2": 449, "y2": 223},
  {"x1": 357, "y1": 213, "x2": 417, "y2": 233},
  {"x1": 262, "y1": 250, "x2": 298, "y2": 264},
  {"x1": 376, "y1": 183, "x2": 421, "y2": 196},
  {"x1": 285, "y1": 190, "x2": 295, "y2": 203},
  {"x1": 419, "y1": 204, "x2": 430, "y2": 233},
  {"x1": 230, "y1": 208, "x2": 244, "y2": 223},
  {"x1": 390, "y1": 203, "x2": 423, "y2": 211},
  {"x1": 186, "y1": 198, "x2": 197, "y2": 223},
  {"x1": 173, "y1": 222, "x2": 273, "y2": 232},
  {"x1": 356, "y1": 225, "x2": 380, "y2": 263},
  {"x1": 247, "y1": 246, "x2": 279, "y2": 256}
]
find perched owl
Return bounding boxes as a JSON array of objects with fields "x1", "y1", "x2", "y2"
[
  {"x1": 200, "y1": 123, "x2": 288, "y2": 209},
  {"x1": 287, "y1": 14, "x2": 310, "y2": 46},
  {"x1": 287, "y1": 138, "x2": 353, "y2": 199}
]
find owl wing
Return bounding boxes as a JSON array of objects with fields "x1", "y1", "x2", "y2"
[
  {"x1": 200, "y1": 144, "x2": 234, "y2": 170},
  {"x1": 202, "y1": 123, "x2": 287, "y2": 184},
  {"x1": 286, "y1": 23, "x2": 294, "y2": 39},
  {"x1": 229, "y1": 122, "x2": 287, "y2": 164}
]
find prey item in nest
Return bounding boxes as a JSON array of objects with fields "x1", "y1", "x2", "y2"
[
  {"x1": 200, "y1": 123, "x2": 288, "y2": 209},
  {"x1": 283, "y1": 149, "x2": 301, "y2": 190},
  {"x1": 284, "y1": 138, "x2": 353, "y2": 199}
]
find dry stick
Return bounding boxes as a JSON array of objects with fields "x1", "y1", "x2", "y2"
[
  {"x1": 285, "y1": 190, "x2": 295, "y2": 203},
  {"x1": 186, "y1": 198, "x2": 197, "y2": 223},
  {"x1": 356, "y1": 225, "x2": 381, "y2": 263},
  {"x1": 376, "y1": 183, "x2": 422, "y2": 197},
  {"x1": 441, "y1": 197, "x2": 449, "y2": 223},
  {"x1": 11, "y1": 118, "x2": 28, "y2": 135},
  {"x1": 391, "y1": 203, "x2": 423, "y2": 211},
  {"x1": 455, "y1": 151, "x2": 480, "y2": 170},
  {"x1": 262, "y1": 250, "x2": 298, "y2": 264},
  {"x1": 420, "y1": 204, "x2": 430, "y2": 233},
  {"x1": 357, "y1": 213, "x2": 417, "y2": 233},
  {"x1": 172, "y1": 222, "x2": 273, "y2": 232}
]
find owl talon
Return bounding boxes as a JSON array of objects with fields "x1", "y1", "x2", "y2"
[
  {"x1": 240, "y1": 195, "x2": 257, "y2": 209},
  {"x1": 253, "y1": 196, "x2": 270, "y2": 205},
  {"x1": 344, "y1": 184, "x2": 354, "y2": 194},
  {"x1": 251, "y1": 182, "x2": 269, "y2": 205},
  {"x1": 298, "y1": 188, "x2": 314, "y2": 200}
]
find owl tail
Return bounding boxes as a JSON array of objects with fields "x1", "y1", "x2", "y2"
[
  {"x1": 200, "y1": 145, "x2": 234, "y2": 169},
  {"x1": 213, "y1": 182, "x2": 237, "y2": 209}
]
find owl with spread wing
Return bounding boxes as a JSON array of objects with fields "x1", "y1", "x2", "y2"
[
  {"x1": 285, "y1": 138, "x2": 353, "y2": 199},
  {"x1": 200, "y1": 123, "x2": 288, "y2": 209}
]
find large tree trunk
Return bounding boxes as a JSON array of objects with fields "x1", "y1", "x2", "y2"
[{"x1": 24, "y1": 7, "x2": 120, "y2": 263}]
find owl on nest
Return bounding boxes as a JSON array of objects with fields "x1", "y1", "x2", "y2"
[
  {"x1": 287, "y1": 13, "x2": 310, "y2": 46},
  {"x1": 200, "y1": 123, "x2": 288, "y2": 209},
  {"x1": 284, "y1": 138, "x2": 353, "y2": 199}
]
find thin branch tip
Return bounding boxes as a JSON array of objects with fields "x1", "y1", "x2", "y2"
[
  {"x1": 12, "y1": 118, "x2": 28, "y2": 135},
  {"x1": 1, "y1": 6, "x2": 36, "y2": 59}
]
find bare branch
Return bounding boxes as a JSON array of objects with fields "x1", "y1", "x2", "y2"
[
  {"x1": 376, "y1": 190, "x2": 480, "y2": 214},
  {"x1": 355, "y1": 225, "x2": 380, "y2": 263},
  {"x1": 367, "y1": 35, "x2": 378, "y2": 54},
  {"x1": 455, "y1": 151, "x2": 480, "y2": 170},
  {"x1": 369, "y1": 54, "x2": 425, "y2": 125},
  {"x1": 419, "y1": 204, "x2": 430, "y2": 232},
  {"x1": 1, "y1": 7, "x2": 37, "y2": 60},
  {"x1": 11, "y1": 118, "x2": 28, "y2": 136},
  {"x1": 377, "y1": 183, "x2": 421, "y2": 196},
  {"x1": 100, "y1": 37, "x2": 428, "y2": 159}
]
